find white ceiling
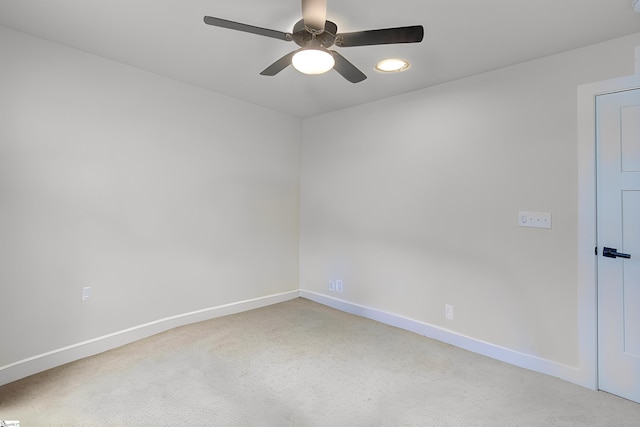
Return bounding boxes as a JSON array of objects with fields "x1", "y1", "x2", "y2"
[{"x1": 1, "y1": 0, "x2": 640, "y2": 117}]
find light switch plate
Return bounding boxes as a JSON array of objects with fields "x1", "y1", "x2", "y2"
[{"x1": 518, "y1": 211, "x2": 552, "y2": 229}]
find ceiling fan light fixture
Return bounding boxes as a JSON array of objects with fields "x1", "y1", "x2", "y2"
[
  {"x1": 292, "y1": 47, "x2": 335, "y2": 75},
  {"x1": 375, "y1": 58, "x2": 410, "y2": 73}
]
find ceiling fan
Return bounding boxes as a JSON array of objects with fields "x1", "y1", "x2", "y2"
[{"x1": 203, "y1": 0, "x2": 424, "y2": 83}]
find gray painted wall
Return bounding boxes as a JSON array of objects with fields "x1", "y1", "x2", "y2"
[
  {"x1": 0, "y1": 26, "x2": 301, "y2": 368},
  {"x1": 300, "y1": 33, "x2": 640, "y2": 368}
]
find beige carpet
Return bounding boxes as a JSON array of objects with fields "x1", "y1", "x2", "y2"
[{"x1": 1, "y1": 298, "x2": 639, "y2": 426}]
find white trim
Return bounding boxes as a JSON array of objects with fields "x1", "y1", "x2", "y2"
[
  {"x1": 577, "y1": 74, "x2": 640, "y2": 391},
  {"x1": 0, "y1": 290, "x2": 299, "y2": 386},
  {"x1": 299, "y1": 290, "x2": 582, "y2": 385}
]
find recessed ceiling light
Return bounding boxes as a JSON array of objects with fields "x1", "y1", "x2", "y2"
[{"x1": 375, "y1": 58, "x2": 410, "y2": 73}]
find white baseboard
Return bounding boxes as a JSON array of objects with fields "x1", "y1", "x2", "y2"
[
  {"x1": 299, "y1": 290, "x2": 585, "y2": 388},
  {"x1": 0, "y1": 290, "x2": 299, "y2": 387},
  {"x1": 2, "y1": 289, "x2": 587, "y2": 389}
]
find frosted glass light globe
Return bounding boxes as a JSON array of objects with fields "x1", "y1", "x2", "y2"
[{"x1": 292, "y1": 48, "x2": 335, "y2": 75}]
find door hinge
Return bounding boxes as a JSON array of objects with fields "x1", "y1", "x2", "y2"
[{"x1": 595, "y1": 246, "x2": 598, "y2": 256}]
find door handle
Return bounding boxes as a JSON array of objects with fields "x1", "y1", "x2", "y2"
[{"x1": 603, "y1": 247, "x2": 631, "y2": 259}]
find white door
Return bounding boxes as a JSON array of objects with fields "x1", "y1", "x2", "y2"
[{"x1": 596, "y1": 88, "x2": 640, "y2": 403}]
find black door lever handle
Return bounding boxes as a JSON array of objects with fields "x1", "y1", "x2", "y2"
[{"x1": 603, "y1": 247, "x2": 631, "y2": 259}]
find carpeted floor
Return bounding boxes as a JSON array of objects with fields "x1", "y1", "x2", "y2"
[{"x1": 1, "y1": 297, "x2": 639, "y2": 426}]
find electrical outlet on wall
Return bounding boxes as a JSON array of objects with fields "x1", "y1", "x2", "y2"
[
  {"x1": 445, "y1": 304, "x2": 454, "y2": 320},
  {"x1": 328, "y1": 279, "x2": 344, "y2": 293}
]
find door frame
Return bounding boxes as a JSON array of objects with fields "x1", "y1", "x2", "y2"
[{"x1": 577, "y1": 73, "x2": 640, "y2": 391}]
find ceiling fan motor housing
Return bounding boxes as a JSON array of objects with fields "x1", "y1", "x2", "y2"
[{"x1": 292, "y1": 19, "x2": 337, "y2": 48}]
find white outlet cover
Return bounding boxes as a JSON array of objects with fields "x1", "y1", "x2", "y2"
[{"x1": 445, "y1": 304, "x2": 454, "y2": 320}]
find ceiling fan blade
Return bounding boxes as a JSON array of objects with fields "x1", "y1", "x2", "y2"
[
  {"x1": 260, "y1": 51, "x2": 296, "y2": 76},
  {"x1": 204, "y1": 16, "x2": 292, "y2": 41},
  {"x1": 331, "y1": 51, "x2": 367, "y2": 83},
  {"x1": 301, "y1": 0, "x2": 327, "y2": 32},
  {"x1": 336, "y1": 25, "x2": 424, "y2": 47}
]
